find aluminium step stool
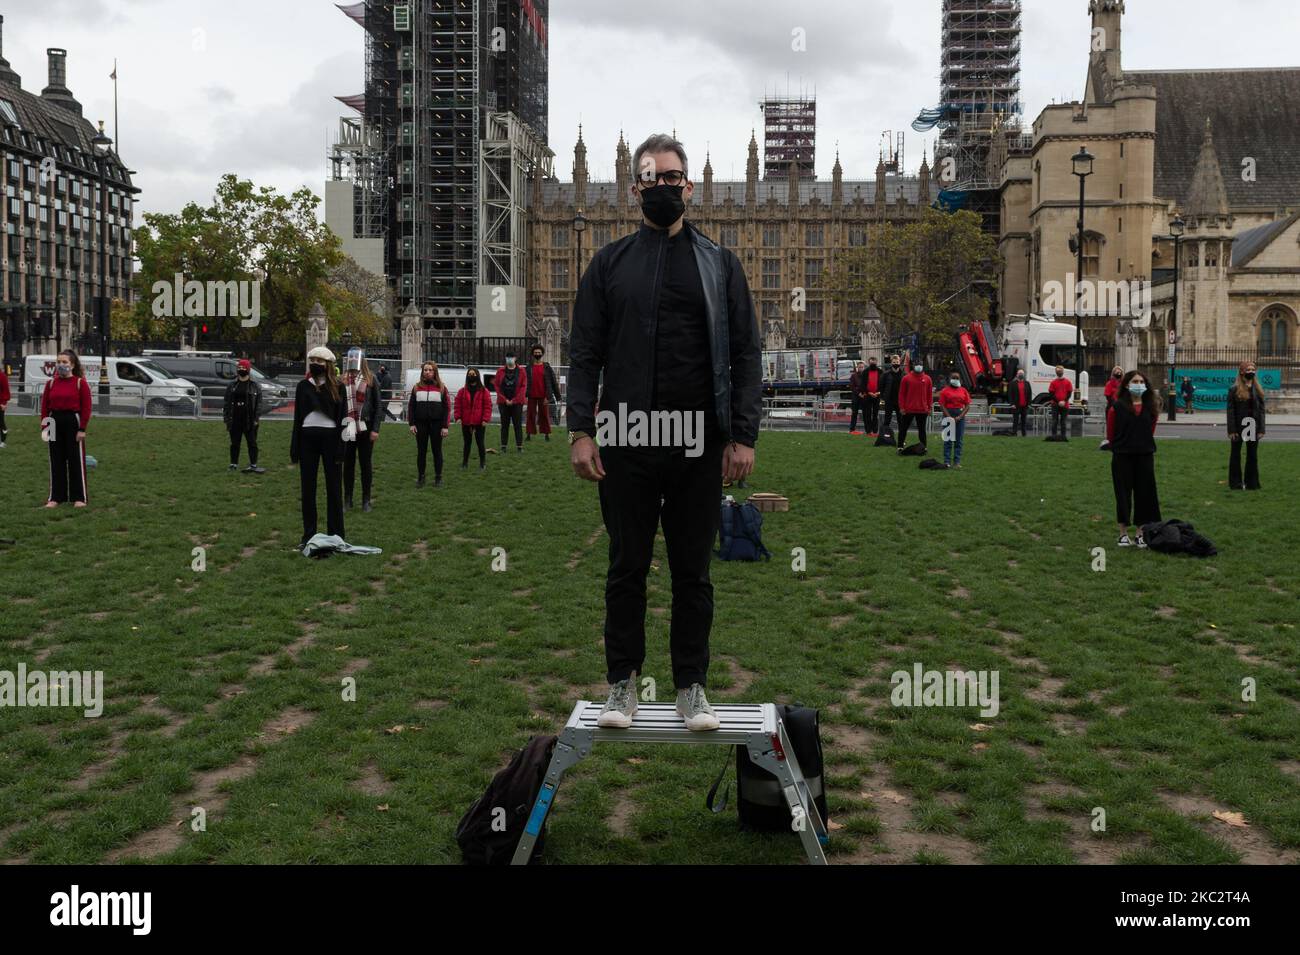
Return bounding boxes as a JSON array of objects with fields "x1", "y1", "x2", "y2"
[{"x1": 512, "y1": 700, "x2": 829, "y2": 865}]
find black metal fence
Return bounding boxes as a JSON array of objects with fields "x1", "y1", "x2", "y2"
[
  {"x1": 423, "y1": 336, "x2": 539, "y2": 367},
  {"x1": 1138, "y1": 345, "x2": 1300, "y2": 393}
]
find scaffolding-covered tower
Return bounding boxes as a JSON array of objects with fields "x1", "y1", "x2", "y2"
[
  {"x1": 759, "y1": 93, "x2": 815, "y2": 181},
  {"x1": 915, "y1": 0, "x2": 1022, "y2": 199},
  {"x1": 328, "y1": 0, "x2": 552, "y2": 336}
]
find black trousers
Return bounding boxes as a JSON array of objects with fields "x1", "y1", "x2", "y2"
[
  {"x1": 461, "y1": 425, "x2": 486, "y2": 465},
  {"x1": 598, "y1": 437, "x2": 724, "y2": 690},
  {"x1": 897, "y1": 413, "x2": 927, "y2": 448},
  {"x1": 500, "y1": 404, "x2": 524, "y2": 448},
  {"x1": 0, "y1": 406, "x2": 7, "y2": 437},
  {"x1": 1051, "y1": 404, "x2": 1069, "y2": 438},
  {"x1": 415, "y1": 420, "x2": 445, "y2": 479},
  {"x1": 228, "y1": 423, "x2": 258, "y2": 466},
  {"x1": 879, "y1": 404, "x2": 898, "y2": 436},
  {"x1": 47, "y1": 410, "x2": 87, "y2": 503},
  {"x1": 865, "y1": 396, "x2": 881, "y2": 433},
  {"x1": 343, "y1": 434, "x2": 374, "y2": 501},
  {"x1": 299, "y1": 427, "x2": 345, "y2": 541},
  {"x1": 1012, "y1": 406, "x2": 1029, "y2": 435},
  {"x1": 1111, "y1": 452, "x2": 1161, "y2": 527},
  {"x1": 849, "y1": 395, "x2": 865, "y2": 431},
  {"x1": 1228, "y1": 439, "x2": 1261, "y2": 490}
]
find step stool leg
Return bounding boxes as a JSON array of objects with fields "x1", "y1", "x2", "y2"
[
  {"x1": 511, "y1": 733, "x2": 589, "y2": 865},
  {"x1": 749, "y1": 723, "x2": 829, "y2": 866}
]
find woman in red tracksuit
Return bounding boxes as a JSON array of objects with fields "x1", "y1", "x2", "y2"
[
  {"x1": 455, "y1": 369, "x2": 494, "y2": 470},
  {"x1": 0, "y1": 365, "x2": 11, "y2": 447},
  {"x1": 41, "y1": 350, "x2": 93, "y2": 507},
  {"x1": 896, "y1": 361, "x2": 934, "y2": 453}
]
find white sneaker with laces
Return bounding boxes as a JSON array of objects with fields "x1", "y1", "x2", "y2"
[
  {"x1": 596, "y1": 676, "x2": 637, "y2": 728},
  {"x1": 1118, "y1": 534, "x2": 1132, "y2": 547},
  {"x1": 676, "y1": 684, "x2": 721, "y2": 732},
  {"x1": 1136, "y1": 535, "x2": 1148, "y2": 549}
]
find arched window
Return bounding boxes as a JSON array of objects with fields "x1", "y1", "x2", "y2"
[{"x1": 1259, "y1": 307, "x2": 1293, "y2": 356}]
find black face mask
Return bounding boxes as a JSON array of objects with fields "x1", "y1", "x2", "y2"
[
  {"x1": 533, "y1": 354, "x2": 543, "y2": 362},
  {"x1": 639, "y1": 184, "x2": 685, "y2": 228},
  {"x1": 1244, "y1": 372, "x2": 1256, "y2": 379},
  {"x1": 467, "y1": 377, "x2": 480, "y2": 388},
  {"x1": 309, "y1": 364, "x2": 326, "y2": 380}
]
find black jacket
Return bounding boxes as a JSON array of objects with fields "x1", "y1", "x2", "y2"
[
  {"x1": 1226, "y1": 387, "x2": 1266, "y2": 436},
  {"x1": 1111, "y1": 399, "x2": 1158, "y2": 455},
  {"x1": 1008, "y1": 378, "x2": 1034, "y2": 408},
  {"x1": 223, "y1": 378, "x2": 262, "y2": 429},
  {"x1": 566, "y1": 221, "x2": 763, "y2": 446},
  {"x1": 290, "y1": 377, "x2": 345, "y2": 463},
  {"x1": 880, "y1": 367, "x2": 903, "y2": 409}
]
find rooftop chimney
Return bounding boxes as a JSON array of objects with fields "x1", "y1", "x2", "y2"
[
  {"x1": 42, "y1": 47, "x2": 83, "y2": 116},
  {"x1": 0, "y1": 16, "x2": 22, "y2": 89}
]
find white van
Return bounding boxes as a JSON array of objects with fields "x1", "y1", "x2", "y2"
[
  {"x1": 998, "y1": 317, "x2": 1092, "y2": 404},
  {"x1": 22, "y1": 354, "x2": 198, "y2": 416}
]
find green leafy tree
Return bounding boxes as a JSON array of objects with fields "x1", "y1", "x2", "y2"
[
  {"x1": 128, "y1": 175, "x2": 386, "y2": 343},
  {"x1": 830, "y1": 208, "x2": 1001, "y2": 344}
]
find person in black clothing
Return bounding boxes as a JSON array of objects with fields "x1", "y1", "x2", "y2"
[
  {"x1": 848, "y1": 361, "x2": 867, "y2": 433},
  {"x1": 1008, "y1": 369, "x2": 1033, "y2": 435},
  {"x1": 862, "y1": 356, "x2": 883, "y2": 435},
  {"x1": 877, "y1": 355, "x2": 902, "y2": 443},
  {"x1": 291, "y1": 347, "x2": 346, "y2": 548},
  {"x1": 341, "y1": 348, "x2": 381, "y2": 512},
  {"x1": 1227, "y1": 361, "x2": 1266, "y2": 490},
  {"x1": 1110, "y1": 370, "x2": 1162, "y2": 548},
  {"x1": 409, "y1": 361, "x2": 451, "y2": 487},
  {"x1": 525, "y1": 344, "x2": 562, "y2": 440},
  {"x1": 223, "y1": 359, "x2": 265, "y2": 473},
  {"x1": 376, "y1": 364, "x2": 395, "y2": 420},
  {"x1": 1180, "y1": 376, "x2": 1195, "y2": 414},
  {"x1": 568, "y1": 133, "x2": 762, "y2": 734}
]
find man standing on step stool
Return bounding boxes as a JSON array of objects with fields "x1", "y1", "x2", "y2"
[{"x1": 567, "y1": 133, "x2": 763, "y2": 733}]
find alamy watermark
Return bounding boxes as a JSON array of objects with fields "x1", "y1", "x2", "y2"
[
  {"x1": 594, "y1": 403, "x2": 706, "y2": 457},
  {"x1": 0, "y1": 664, "x2": 103, "y2": 717},
  {"x1": 151, "y1": 273, "x2": 261, "y2": 328},
  {"x1": 1041, "y1": 275, "x2": 1151, "y2": 319},
  {"x1": 891, "y1": 663, "x2": 1000, "y2": 718}
]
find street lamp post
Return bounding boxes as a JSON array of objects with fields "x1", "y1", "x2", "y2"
[
  {"x1": 572, "y1": 209, "x2": 587, "y2": 326},
  {"x1": 23, "y1": 236, "x2": 36, "y2": 348},
  {"x1": 1071, "y1": 147, "x2": 1094, "y2": 406},
  {"x1": 91, "y1": 121, "x2": 114, "y2": 415},
  {"x1": 1167, "y1": 214, "x2": 1185, "y2": 422}
]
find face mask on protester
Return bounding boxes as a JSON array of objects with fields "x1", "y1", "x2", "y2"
[
  {"x1": 1056, "y1": 370, "x2": 1064, "y2": 378},
  {"x1": 57, "y1": 363, "x2": 73, "y2": 378},
  {"x1": 1244, "y1": 371, "x2": 1256, "y2": 380},
  {"x1": 506, "y1": 356, "x2": 516, "y2": 368},
  {"x1": 1113, "y1": 370, "x2": 1122, "y2": 379},
  {"x1": 913, "y1": 364, "x2": 923, "y2": 373},
  {"x1": 950, "y1": 379, "x2": 960, "y2": 388},
  {"x1": 1017, "y1": 373, "x2": 1025, "y2": 380},
  {"x1": 1129, "y1": 382, "x2": 1147, "y2": 397},
  {"x1": 639, "y1": 183, "x2": 686, "y2": 228},
  {"x1": 533, "y1": 352, "x2": 543, "y2": 362},
  {"x1": 309, "y1": 363, "x2": 326, "y2": 381},
  {"x1": 467, "y1": 375, "x2": 480, "y2": 388}
]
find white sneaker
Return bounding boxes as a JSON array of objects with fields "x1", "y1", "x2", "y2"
[
  {"x1": 596, "y1": 677, "x2": 637, "y2": 728},
  {"x1": 1118, "y1": 534, "x2": 1132, "y2": 547},
  {"x1": 1136, "y1": 535, "x2": 1148, "y2": 549},
  {"x1": 676, "y1": 684, "x2": 721, "y2": 732}
]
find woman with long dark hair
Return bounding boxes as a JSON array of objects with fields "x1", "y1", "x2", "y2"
[
  {"x1": 455, "y1": 369, "x2": 493, "y2": 471},
  {"x1": 341, "y1": 348, "x2": 381, "y2": 512},
  {"x1": 291, "y1": 347, "x2": 346, "y2": 547},
  {"x1": 1226, "y1": 360, "x2": 1266, "y2": 490},
  {"x1": 1110, "y1": 370, "x2": 1162, "y2": 548},
  {"x1": 41, "y1": 350, "x2": 93, "y2": 508},
  {"x1": 409, "y1": 361, "x2": 450, "y2": 487}
]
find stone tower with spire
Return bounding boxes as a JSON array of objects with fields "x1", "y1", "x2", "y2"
[
  {"x1": 1182, "y1": 118, "x2": 1233, "y2": 345},
  {"x1": 572, "y1": 124, "x2": 589, "y2": 212},
  {"x1": 745, "y1": 130, "x2": 759, "y2": 209}
]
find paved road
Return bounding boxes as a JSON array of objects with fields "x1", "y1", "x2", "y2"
[{"x1": 1154, "y1": 418, "x2": 1300, "y2": 442}]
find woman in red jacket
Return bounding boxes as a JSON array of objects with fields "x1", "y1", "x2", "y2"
[
  {"x1": 455, "y1": 369, "x2": 494, "y2": 470},
  {"x1": 41, "y1": 350, "x2": 93, "y2": 507},
  {"x1": 896, "y1": 360, "x2": 933, "y2": 454},
  {"x1": 1100, "y1": 365, "x2": 1123, "y2": 450},
  {"x1": 0, "y1": 365, "x2": 11, "y2": 447}
]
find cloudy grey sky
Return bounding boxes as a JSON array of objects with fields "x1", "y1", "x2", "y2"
[{"x1": 2, "y1": 0, "x2": 1294, "y2": 219}]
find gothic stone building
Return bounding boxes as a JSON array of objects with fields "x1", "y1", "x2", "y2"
[
  {"x1": 999, "y1": 0, "x2": 1300, "y2": 359},
  {"x1": 527, "y1": 128, "x2": 933, "y2": 342}
]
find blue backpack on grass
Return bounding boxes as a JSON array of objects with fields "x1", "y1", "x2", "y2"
[{"x1": 717, "y1": 500, "x2": 772, "y2": 562}]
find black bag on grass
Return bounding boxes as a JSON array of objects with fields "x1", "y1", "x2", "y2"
[
  {"x1": 707, "y1": 705, "x2": 828, "y2": 833},
  {"x1": 919, "y1": 458, "x2": 944, "y2": 469},
  {"x1": 1140, "y1": 519, "x2": 1218, "y2": 558},
  {"x1": 455, "y1": 734, "x2": 556, "y2": 865}
]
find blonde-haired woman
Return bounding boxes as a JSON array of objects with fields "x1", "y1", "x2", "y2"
[
  {"x1": 291, "y1": 346, "x2": 346, "y2": 547},
  {"x1": 1226, "y1": 361, "x2": 1266, "y2": 490},
  {"x1": 341, "y1": 347, "x2": 381, "y2": 512},
  {"x1": 408, "y1": 361, "x2": 450, "y2": 487}
]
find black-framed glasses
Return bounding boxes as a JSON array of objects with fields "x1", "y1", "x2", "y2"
[{"x1": 638, "y1": 169, "x2": 686, "y2": 188}]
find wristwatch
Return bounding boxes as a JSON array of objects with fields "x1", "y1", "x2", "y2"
[{"x1": 568, "y1": 430, "x2": 591, "y2": 446}]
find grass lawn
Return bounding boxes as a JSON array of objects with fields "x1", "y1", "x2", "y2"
[{"x1": 1, "y1": 418, "x2": 1298, "y2": 865}]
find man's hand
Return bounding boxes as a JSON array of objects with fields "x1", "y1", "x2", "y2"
[
  {"x1": 409, "y1": 425, "x2": 418, "y2": 436},
  {"x1": 571, "y1": 435, "x2": 605, "y2": 482},
  {"x1": 440, "y1": 428, "x2": 449, "y2": 437},
  {"x1": 1229, "y1": 433, "x2": 1239, "y2": 442},
  {"x1": 370, "y1": 431, "x2": 379, "y2": 443},
  {"x1": 76, "y1": 431, "x2": 86, "y2": 444},
  {"x1": 723, "y1": 442, "x2": 754, "y2": 483}
]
